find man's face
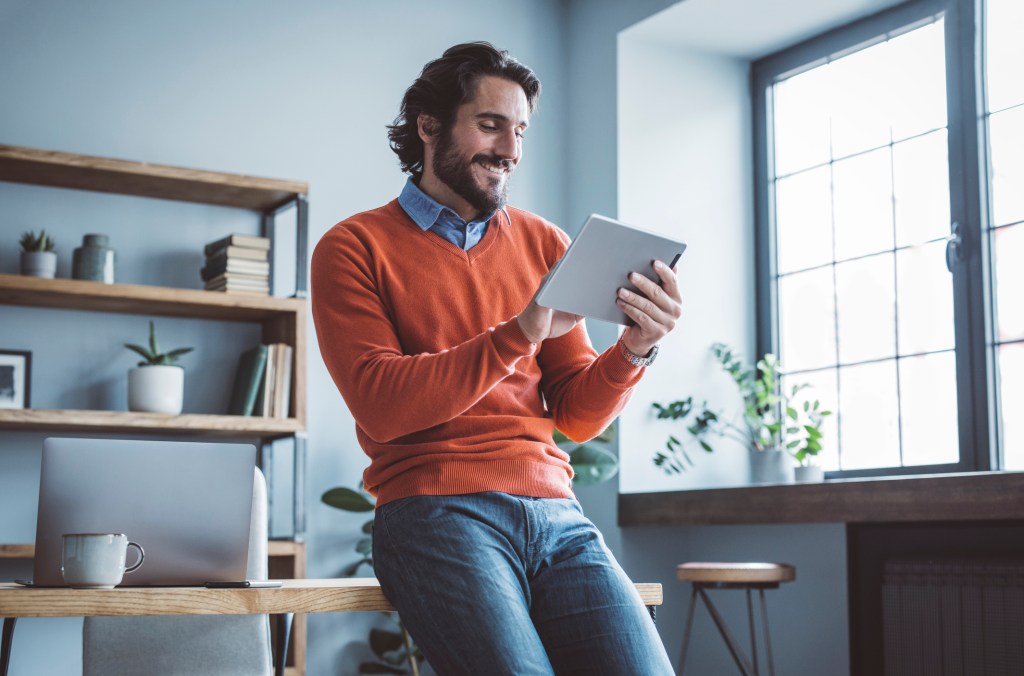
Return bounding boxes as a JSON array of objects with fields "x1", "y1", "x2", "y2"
[{"x1": 426, "y1": 75, "x2": 529, "y2": 218}]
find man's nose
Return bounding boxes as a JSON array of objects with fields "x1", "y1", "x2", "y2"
[{"x1": 494, "y1": 128, "x2": 520, "y2": 160}]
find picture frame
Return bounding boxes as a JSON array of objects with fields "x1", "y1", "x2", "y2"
[{"x1": 0, "y1": 350, "x2": 31, "y2": 409}]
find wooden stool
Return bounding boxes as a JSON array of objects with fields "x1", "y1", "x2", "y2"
[{"x1": 677, "y1": 562, "x2": 795, "y2": 676}]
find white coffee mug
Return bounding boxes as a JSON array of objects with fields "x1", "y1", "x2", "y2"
[{"x1": 61, "y1": 533, "x2": 144, "y2": 589}]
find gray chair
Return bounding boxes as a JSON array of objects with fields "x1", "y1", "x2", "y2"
[{"x1": 82, "y1": 469, "x2": 273, "y2": 676}]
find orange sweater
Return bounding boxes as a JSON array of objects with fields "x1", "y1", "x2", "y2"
[{"x1": 310, "y1": 200, "x2": 644, "y2": 506}]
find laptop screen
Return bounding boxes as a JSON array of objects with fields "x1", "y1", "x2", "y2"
[{"x1": 33, "y1": 437, "x2": 256, "y2": 587}]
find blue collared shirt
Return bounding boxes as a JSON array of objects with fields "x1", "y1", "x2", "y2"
[{"x1": 397, "y1": 178, "x2": 508, "y2": 251}]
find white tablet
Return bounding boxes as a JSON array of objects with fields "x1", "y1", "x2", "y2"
[{"x1": 535, "y1": 214, "x2": 686, "y2": 325}]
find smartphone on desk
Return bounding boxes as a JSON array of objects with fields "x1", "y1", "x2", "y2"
[{"x1": 205, "y1": 580, "x2": 283, "y2": 588}]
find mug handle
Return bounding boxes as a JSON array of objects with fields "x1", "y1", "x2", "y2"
[{"x1": 124, "y1": 542, "x2": 145, "y2": 574}]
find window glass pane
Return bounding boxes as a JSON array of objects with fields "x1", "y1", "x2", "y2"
[
  {"x1": 833, "y1": 148, "x2": 894, "y2": 260},
  {"x1": 994, "y1": 224, "x2": 1024, "y2": 342},
  {"x1": 899, "y1": 351, "x2": 959, "y2": 466},
  {"x1": 893, "y1": 130, "x2": 950, "y2": 247},
  {"x1": 829, "y1": 41, "x2": 894, "y2": 158},
  {"x1": 776, "y1": 166, "x2": 833, "y2": 274},
  {"x1": 1000, "y1": 343, "x2": 1024, "y2": 470},
  {"x1": 839, "y1": 360, "x2": 900, "y2": 469},
  {"x1": 836, "y1": 254, "x2": 896, "y2": 364},
  {"x1": 773, "y1": 66, "x2": 832, "y2": 176},
  {"x1": 888, "y1": 20, "x2": 948, "y2": 141},
  {"x1": 779, "y1": 267, "x2": 837, "y2": 372},
  {"x1": 988, "y1": 106, "x2": 1024, "y2": 227},
  {"x1": 986, "y1": 0, "x2": 1024, "y2": 113},
  {"x1": 897, "y1": 240, "x2": 956, "y2": 354},
  {"x1": 783, "y1": 369, "x2": 840, "y2": 471}
]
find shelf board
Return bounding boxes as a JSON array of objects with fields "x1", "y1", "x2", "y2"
[
  {"x1": 0, "y1": 144, "x2": 307, "y2": 211},
  {"x1": 0, "y1": 409, "x2": 303, "y2": 438},
  {"x1": 0, "y1": 273, "x2": 303, "y2": 321},
  {"x1": 3, "y1": 543, "x2": 305, "y2": 561},
  {"x1": 0, "y1": 544, "x2": 34, "y2": 559}
]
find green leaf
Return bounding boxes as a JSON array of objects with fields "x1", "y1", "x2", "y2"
[
  {"x1": 569, "y1": 444, "x2": 618, "y2": 486},
  {"x1": 148, "y1": 321, "x2": 159, "y2": 357},
  {"x1": 786, "y1": 406, "x2": 798, "y2": 421},
  {"x1": 164, "y1": 347, "x2": 194, "y2": 360},
  {"x1": 699, "y1": 440, "x2": 713, "y2": 453},
  {"x1": 341, "y1": 558, "x2": 372, "y2": 577},
  {"x1": 124, "y1": 343, "x2": 155, "y2": 360},
  {"x1": 552, "y1": 428, "x2": 570, "y2": 444},
  {"x1": 369, "y1": 628, "x2": 405, "y2": 658},
  {"x1": 355, "y1": 537, "x2": 373, "y2": 556},
  {"x1": 361, "y1": 519, "x2": 374, "y2": 534},
  {"x1": 786, "y1": 440, "x2": 801, "y2": 449},
  {"x1": 322, "y1": 487, "x2": 375, "y2": 512}
]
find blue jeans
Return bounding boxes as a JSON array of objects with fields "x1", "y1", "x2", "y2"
[{"x1": 372, "y1": 492, "x2": 674, "y2": 675}]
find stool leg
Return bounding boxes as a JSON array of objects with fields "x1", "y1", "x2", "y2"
[
  {"x1": 677, "y1": 586, "x2": 699, "y2": 675},
  {"x1": 1, "y1": 618, "x2": 15, "y2": 676},
  {"x1": 759, "y1": 589, "x2": 776, "y2": 676},
  {"x1": 698, "y1": 588, "x2": 755, "y2": 676},
  {"x1": 746, "y1": 589, "x2": 759, "y2": 675}
]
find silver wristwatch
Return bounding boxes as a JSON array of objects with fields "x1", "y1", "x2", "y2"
[{"x1": 619, "y1": 340, "x2": 659, "y2": 367}]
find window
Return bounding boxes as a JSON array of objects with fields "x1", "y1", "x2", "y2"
[{"x1": 753, "y1": 0, "x2": 1020, "y2": 477}]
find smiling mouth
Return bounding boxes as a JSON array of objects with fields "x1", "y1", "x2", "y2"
[{"x1": 475, "y1": 158, "x2": 512, "y2": 177}]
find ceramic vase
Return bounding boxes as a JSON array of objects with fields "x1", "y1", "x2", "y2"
[
  {"x1": 128, "y1": 365, "x2": 184, "y2": 414},
  {"x1": 20, "y1": 251, "x2": 57, "y2": 278},
  {"x1": 72, "y1": 234, "x2": 115, "y2": 283},
  {"x1": 750, "y1": 448, "x2": 793, "y2": 485}
]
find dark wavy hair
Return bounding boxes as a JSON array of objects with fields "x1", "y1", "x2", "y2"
[{"x1": 387, "y1": 42, "x2": 541, "y2": 178}]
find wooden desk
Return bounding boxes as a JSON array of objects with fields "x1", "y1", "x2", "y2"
[{"x1": 1, "y1": 579, "x2": 664, "y2": 675}]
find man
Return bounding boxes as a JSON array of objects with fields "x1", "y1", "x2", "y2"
[{"x1": 311, "y1": 42, "x2": 679, "y2": 675}]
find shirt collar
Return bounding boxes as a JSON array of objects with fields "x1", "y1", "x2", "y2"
[{"x1": 398, "y1": 177, "x2": 509, "y2": 230}]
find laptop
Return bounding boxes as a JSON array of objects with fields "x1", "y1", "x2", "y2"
[
  {"x1": 29, "y1": 437, "x2": 256, "y2": 587},
  {"x1": 534, "y1": 214, "x2": 687, "y2": 325}
]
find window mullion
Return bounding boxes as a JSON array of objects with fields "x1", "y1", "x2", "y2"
[{"x1": 945, "y1": 0, "x2": 995, "y2": 471}]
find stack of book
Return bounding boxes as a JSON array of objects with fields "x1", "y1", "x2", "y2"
[
  {"x1": 202, "y1": 234, "x2": 271, "y2": 295},
  {"x1": 227, "y1": 343, "x2": 294, "y2": 418}
]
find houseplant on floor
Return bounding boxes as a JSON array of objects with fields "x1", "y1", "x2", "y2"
[
  {"x1": 19, "y1": 229, "x2": 58, "y2": 278},
  {"x1": 124, "y1": 320, "x2": 193, "y2": 414},
  {"x1": 652, "y1": 342, "x2": 830, "y2": 483}
]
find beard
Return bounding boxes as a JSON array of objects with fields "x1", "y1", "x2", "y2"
[{"x1": 432, "y1": 128, "x2": 512, "y2": 217}]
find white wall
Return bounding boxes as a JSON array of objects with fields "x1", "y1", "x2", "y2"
[
  {"x1": 618, "y1": 38, "x2": 756, "y2": 492},
  {"x1": 0, "y1": 2, "x2": 567, "y2": 674}
]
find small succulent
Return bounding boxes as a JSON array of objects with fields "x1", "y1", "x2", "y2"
[
  {"x1": 19, "y1": 230, "x2": 56, "y2": 253},
  {"x1": 125, "y1": 321, "x2": 194, "y2": 367}
]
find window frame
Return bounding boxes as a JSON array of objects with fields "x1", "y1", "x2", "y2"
[{"x1": 751, "y1": 0, "x2": 997, "y2": 478}]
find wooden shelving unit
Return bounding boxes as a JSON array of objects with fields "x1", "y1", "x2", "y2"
[
  {"x1": 0, "y1": 144, "x2": 311, "y2": 674},
  {"x1": 0, "y1": 144, "x2": 305, "y2": 211}
]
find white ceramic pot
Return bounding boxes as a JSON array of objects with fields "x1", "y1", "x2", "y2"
[
  {"x1": 794, "y1": 465, "x2": 825, "y2": 483},
  {"x1": 750, "y1": 448, "x2": 794, "y2": 485},
  {"x1": 128, "y1": 365, "x2": 184, "y2": 414},
  {"x1": 20, "y1": 251, "x2": 57, "y2": 278}
]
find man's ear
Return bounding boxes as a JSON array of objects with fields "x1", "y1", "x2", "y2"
[{"x1": 417, "y1": 113, "x2": 441, "y2": 144}]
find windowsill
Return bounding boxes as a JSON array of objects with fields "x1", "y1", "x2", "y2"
[{"x1": 618, "y1": 471, "x2": 1024, "y2": 527}]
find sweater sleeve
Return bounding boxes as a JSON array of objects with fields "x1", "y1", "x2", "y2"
[
  {"x1": 536, "y1": 323, "x2": 645, "y2": 443},
  {"x1": 311, "y1": 223, "x2": 537, "y2": 443}
]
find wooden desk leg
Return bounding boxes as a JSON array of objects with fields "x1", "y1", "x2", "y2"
[
  {"x1": 274, "y1": 613, "x2": 294, "y2": 676},
  {"x1": 1, "y1": 617, "x2": 15, "y2": 676}
]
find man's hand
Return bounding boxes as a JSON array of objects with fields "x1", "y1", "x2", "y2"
[
  {"x1": 616, "y1": 259, "x2": 682, "y2": 357},
  {"x1": 517, "y1": 301, "x2": 582, "y2": 344}
]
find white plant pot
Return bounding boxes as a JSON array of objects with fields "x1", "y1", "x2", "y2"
[
  {"x1": 794, "y1": 465, "x2": 825, "y2": 483},
  {"x1": 21, "y1": 251, "x2": 57, "y2": 278},
  {"x1": 128, "y1": 365, "x2": 184, "y2": 415},
  {"x1": 750, "y1": 448, "x2": 794, "y2": 485}
]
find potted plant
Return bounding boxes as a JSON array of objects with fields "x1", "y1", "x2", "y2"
[
  {"x1": 19, "y1": 230, "x2": 58, "y2": 278},
  {"x1": 124, "y1": 321, "x2": 193, "y2": 415},
  {"x1": 652, "y1": 343, "x2": 831, "y2": 484}
]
